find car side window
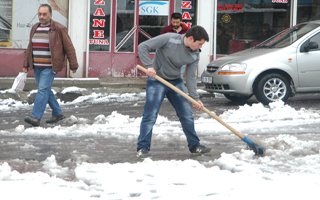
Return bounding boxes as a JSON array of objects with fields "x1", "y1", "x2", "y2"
[
  {"x1": 300, "y1": 32, "x2": 320, "y2": 52},
  {"x1": 309, "y1": 32, "x2": 320, "y2": 51}
]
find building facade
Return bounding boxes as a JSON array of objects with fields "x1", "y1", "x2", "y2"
[{"x1": 0, "y1": 0, "x2": 319, "y2": 78}]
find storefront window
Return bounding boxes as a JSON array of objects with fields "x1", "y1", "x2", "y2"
[
  {"x1": 116, "y1": 0, "x2": 135, "y2": 52},
  {"x1": 216, "y1": 0, "x2": 291, "y2": 55},
  {"x1": 0, "y1": 0, "x2": 69, "y2": 48},
  {"x1": 89, "y1": 0, "x2": 111, "y2": 51},
  {"x1": 297, "y1": 0, "x2": 320, "y2": 23},
  {"x1": 0, "y1": 0, "x2": 12, "y2": 47}
]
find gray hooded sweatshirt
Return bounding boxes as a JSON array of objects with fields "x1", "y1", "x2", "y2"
[{"x1": 138, "y1": 33, "x2": 200, "y2": 100}]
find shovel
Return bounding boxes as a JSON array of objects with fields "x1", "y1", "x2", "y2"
[{"x1": 137, "y1": 65, "x2": 265, "y2": 156}]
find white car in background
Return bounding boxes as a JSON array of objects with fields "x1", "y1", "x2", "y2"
[{"x1": 201, "y1": 20, "x2": 320, "y2": 104}]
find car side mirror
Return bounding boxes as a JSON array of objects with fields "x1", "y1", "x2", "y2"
[{"x1": 304, "y1": 41, "x2": 319, "y2": 52}]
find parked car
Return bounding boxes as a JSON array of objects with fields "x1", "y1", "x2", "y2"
[{"x1": 201, "y1": 20, "x2": 320, "y2": 104}]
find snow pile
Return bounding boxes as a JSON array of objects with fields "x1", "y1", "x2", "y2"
[
  {"x1": 61, "y1": 87, "x2": 87, "y2": 94},
  {"x1": 0, "y1": 98, "x2": 26, "y2": 111},
  {"x1": 1, "y1": 136, "x2": 320, "y2": 200},
  {"x1": 197, "y1": 101, "x2": 320, "y2": 135}
]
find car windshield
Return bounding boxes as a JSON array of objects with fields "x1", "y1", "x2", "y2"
[{"x1": 255, "y1": 22, "x2": 320, "y2": 48}]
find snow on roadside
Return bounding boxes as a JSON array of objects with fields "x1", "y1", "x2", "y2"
[{"x1": 2, "y1": 99, "x2": 320, "y2": 140}]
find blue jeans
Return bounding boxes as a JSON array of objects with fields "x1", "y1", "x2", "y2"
[
  {"x1": 137, "y1": 78, "x2": 200, "y2": 151},
  {"x1": 32, "y1": 67, "x2": 62, "y2": 119}
]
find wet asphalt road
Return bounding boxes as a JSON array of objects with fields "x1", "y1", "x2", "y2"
[{"x1": 1, "y1": 90, "x2": 320, "y2": 175}]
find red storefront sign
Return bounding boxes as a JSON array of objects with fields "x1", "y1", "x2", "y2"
[
  {"x1": 218, "y1": 4, "x2": 243, "y2": 11},
  {"x1": 90, "y1": 0, "x2": 109, "y2": 48},
  {"x1": 181, "y1": 1, "x2": 192, "y2": 29}
]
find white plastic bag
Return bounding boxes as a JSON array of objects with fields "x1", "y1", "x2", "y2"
[{"x1": 11, "y1": 72, "x2": 27, "y2": 91}]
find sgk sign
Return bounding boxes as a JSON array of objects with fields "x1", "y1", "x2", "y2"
[{"x1": 139, "y1": 1, "x2": 169, "y2": 16}]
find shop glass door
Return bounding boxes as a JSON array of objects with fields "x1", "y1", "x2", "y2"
[{"x1": 112, "y1": 0, "x2": 171, "y2": 77}]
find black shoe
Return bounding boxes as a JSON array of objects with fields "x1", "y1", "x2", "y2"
[
  {"x1": 24, "y1": 116, "x2": 40, "y2": 127},
  {"x1": 137, "y1": 149, "x2": 150, "y2": 158},
  {"x1": 190, "y1": 145, "x2": 211, "y2": 154},
  {"x1": 46, "y1": 114, "x2": 65, "y2": 124}
]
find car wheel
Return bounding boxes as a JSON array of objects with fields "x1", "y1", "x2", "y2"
[
  {"x1": 224, "y1": 94, "x2": 251, "y2": 104},
  {"x1": 254, "y1": 73, "x2": 291, "y2": 105}
]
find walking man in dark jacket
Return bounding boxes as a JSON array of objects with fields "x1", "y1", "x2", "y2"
[
  {"x1": 23, "y1": 4, "x2": 78, "y2": 126},
  {"x1": 137, "y1": 25, "x2": 211, "y2": 158}
]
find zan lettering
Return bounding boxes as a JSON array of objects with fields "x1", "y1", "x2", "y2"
[
  {"x1": 94, "y1": 0, "x2": 105, "y2": 5},
  {"x1": 182, "y1": 12, "x2": 191, "y2": 20},
  {"x1": 181, "y1": 1, "x2": 192, "y2": 9},
  {"x1": 93, "y1": 19, "x2": 106, "y2": 28},
  {"x1": 94, "y1": 8, "x2": 106, "y2": 16}
]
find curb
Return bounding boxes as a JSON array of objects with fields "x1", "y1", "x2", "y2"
[{"x1": 0, "y1": 77, "x2": 147, "y2": 90}]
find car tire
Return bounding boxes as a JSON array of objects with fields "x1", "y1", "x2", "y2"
[
  {"x1": 254, "y1": 73, "x2": 291, "y2": 105},
  {"x1": 224, "y1": 94, "x2": 251, "y2": 104}
]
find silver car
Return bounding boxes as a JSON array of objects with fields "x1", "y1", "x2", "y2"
[{"x1": 201, "y1": 20, "x2": 320, "y2": 104}]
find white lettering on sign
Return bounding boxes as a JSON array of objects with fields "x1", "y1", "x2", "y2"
[
  {"x1": 272, "y1": 0, "x2": 288, "y2": 3},
  {"x1": 89, "y1": 39, "x2": 109, "y2": 45},
  {"x1": 139, "y1": 1, "x2": 169, "y2": 16}
]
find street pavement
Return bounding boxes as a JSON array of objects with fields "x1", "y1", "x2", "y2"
[
  {"x1": 1, "y1": 77, "x2": 245, "y2": 175},
  {"x1": 2, "y1": 77, "x2": 320, "y2": 174}
]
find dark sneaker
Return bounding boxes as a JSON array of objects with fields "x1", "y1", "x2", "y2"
[
  {"x1": 137, "y1": 149, "x2": 150, "y2": 158},
  {"x1": 46, "y1": 114, "x2": 65, "y2": 124},
  {"x1": 190, "y1": 145, "x2": 211, "y2": 155},
  {"x1": 24, "y1": 116, "x2": 40, "y2": 127}
]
